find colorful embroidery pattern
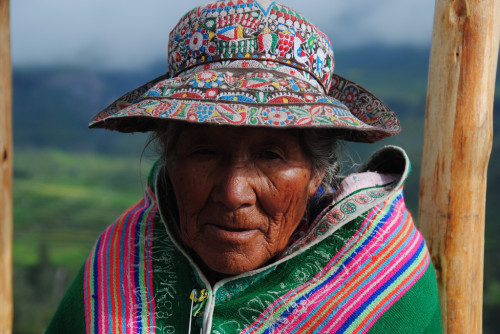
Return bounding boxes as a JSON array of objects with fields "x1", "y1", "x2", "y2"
[
  {"x1": 83, "y1": 186, "x2": 158, "y2": 334},
  {"x1": 283, "y1": 181, "x2": 397, "y2": 256},
  {"x1": 329, "y1": 75, "x2": 400, "y2": 133},
  {"x1": 143, "y1": 64, "x2": 333, "y2": 104},
  {"x1": 241, "y1": 190, "x2": 430, "y2": 334},
  {"x1": 89, "y1": 0, "x2": 401, "y2": 143},
  {"x1": 168, "y1": 0, "x2": 334, "y2": 90}
]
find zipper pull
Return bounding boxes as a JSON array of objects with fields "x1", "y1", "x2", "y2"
[{"x1": 188, "y1": 289, "x2": 210, "y2": 333}]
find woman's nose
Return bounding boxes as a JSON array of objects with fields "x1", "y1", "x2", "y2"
[{"x1": 211, "y1": 162, "x2": 256, "y2": 211}]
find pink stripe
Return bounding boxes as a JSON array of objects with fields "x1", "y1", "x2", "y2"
[
  {"x1": 84, "y1": 247, "x2": 93, "y2": 332},
  {"x1": 109, "y1": 218, "x2": 121, "y2": 333},
  {"x1": 359, "y1": 252, "x2": 429, "y2": 333},
  {"x1": 97, "y1": 224, "x2": 113, "y2": 334},
  {"x1": 280, "y1": 203, "x2": 405, "y2": 333},
  {"x1": 116, "y1": 205, "x2": 133, "y2": 333},
  {"x1": 145, "y1": 196, "x2": 157, "y2": 330},
  {"x1": 124, "y1": 204, "x2": 143, "y2": 332},
  {"x1": 84, "y1": 192, "x2": 158, "y2": 334},
  {"x1": 325, "y1": 222, "x2": 422, "y2": 333},
  {"x1": 298, "y1": 204, "x2": 412, "y2": 333},
  {"x1": 142, "y1": 200, "x2": 153, "y2": 330}
]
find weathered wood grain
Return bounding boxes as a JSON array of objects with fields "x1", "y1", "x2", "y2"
[
  {"x1": 0, "y1": 0, "x2": 13, "y2": 332},
  {"x1": 418, "y1": 0, "x2": 500, "y2": 333}
]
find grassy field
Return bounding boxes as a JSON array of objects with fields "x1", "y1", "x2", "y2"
[{"x1": 13, "y1": 149, "x2": 153, "y2": 333}]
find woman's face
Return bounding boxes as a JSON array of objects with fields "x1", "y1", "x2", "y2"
[{"x1": 167, "y1": 125, "x2": 323, "y2": 275}]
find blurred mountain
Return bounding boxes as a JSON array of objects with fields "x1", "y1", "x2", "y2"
[{"x1": 12, "y1": 64, "x2": 163, "y2": 155}]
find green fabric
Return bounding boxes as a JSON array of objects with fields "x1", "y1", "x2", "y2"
[
  {"x1": 369, "y1": 264, "x2": 442, "y2": 333},
  {"x1": 209, "y1": 215, "x2": 364, "y2": 332},
  {"x1": 45, "y1": 264, "x2": 86, "y2": 334},
  {"x1": 150, "y1": 213, "x2": 196, "y2": 333}
]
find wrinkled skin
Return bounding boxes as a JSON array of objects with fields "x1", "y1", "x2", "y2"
[{"x1": 167, "y1": 125, "x2": 324, "y2": 276}]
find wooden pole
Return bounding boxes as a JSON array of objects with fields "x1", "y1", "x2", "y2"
[
  {"x1": 0, "y1": 0, "x2": 13, "y2": 332},
  {"x1": 418, "y1": 0, "x2": 500, "y2": 333}
]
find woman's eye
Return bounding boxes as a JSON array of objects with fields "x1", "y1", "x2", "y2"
[
  {"x1": 259, "y1": 150, "x2": 283, "y2": 160},
  {"x1": 193, "y1": 148, "x2": 217, "y2": 156}
]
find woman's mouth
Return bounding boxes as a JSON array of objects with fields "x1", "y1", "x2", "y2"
[{"x1": 203, "y1": 223, "x2": 260, "y2": 243}]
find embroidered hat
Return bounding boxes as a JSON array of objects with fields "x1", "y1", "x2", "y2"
[{"x1": 89, "y1": 0, "x2": 400, "y2": 142}]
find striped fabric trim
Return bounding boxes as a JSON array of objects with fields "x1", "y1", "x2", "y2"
[
  {"x1": 84, "y1": 186, "x2": 158, "y2": 334},
  {"x1": 242, "y1": 189, "x2": 430, "y2": 334}
]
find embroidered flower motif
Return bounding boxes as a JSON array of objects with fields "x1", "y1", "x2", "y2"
[
  {"x1": 277, "y1": 31, "x2": 294, "y2": 57},
  {"x1": 278, "y1": 80, "x2": 289, "y2": 88},
  {"x1": 206, "y1": 42, "x2": 217, "y2": 55},
  {"x1": 354, "y1": 194, "x2": 371, "y2": 204},
  {"x1": 205, "y1": 88, "x2": 219, "y2": 98},
  {"x1": 304, "y1": 93, "x2": 315, "y2": 102},
  {"x1": 315, "y1": 222, "x2": 329, "y2": 236},
  {"x1": 189, "y1": 31, "x2": 205, "y2": 51},
  {"x1": 369, "y1": 190, "x2": 385, "y2": 199},
  {"x1": 188, "y1": 71, "x2": 225, "y2": 88},
  {"x1": 327, "y1": 209, "x2": 344, "y2": 224},
  {"x1": 342, "y1": 86, "x2": 359, "y2": 108},
  {"x1": 257, "y1": 30, "x2": 278, "y2": 54},
  {"x1": 186, "y1": 28, "x2": 209, "y2": 56},
  {"x1": 204, "y1": 18, "x2": 217, "y2": 30},
  {"x1": 296, "y1": 81, "x2": 309, "y2": 91},
  {"x1": 341, "y1": 202, "x2": 357, "y2": 215},
  {"x1": 262, "y1": 107, "x2": 293, "y2": 126},
  {"x1": 195, "y1": 105, "x2": 215, "y2": 122}
]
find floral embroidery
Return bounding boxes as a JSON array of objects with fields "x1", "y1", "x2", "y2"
[
  {"x1": 195, "y1": 105, "x2": 215, "y2": 121},
  {"x1": 89, "y1": 0, "x2": 401, "y2": 144},
  {"x1": 188, "y1": 71, "x2": 225, "y2": 88},
  {"x1": 262, "y1": 107, "x2": 293, "y2": 126}
]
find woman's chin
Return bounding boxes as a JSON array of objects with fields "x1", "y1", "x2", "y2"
[
  {"x1": 199, "y1": 250, "x2": 270, "y2": 277},
  {"x1": 186, "y1": 232, "x2": 276, "y2": 277}
]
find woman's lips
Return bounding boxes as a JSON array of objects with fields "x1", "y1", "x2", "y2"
[{"x1": 203, "y1": 223, "x2": 260, "y2": 243}]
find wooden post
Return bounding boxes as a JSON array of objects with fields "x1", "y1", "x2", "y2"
[
  {"x1": 0, "y1": 0, "x2": 13, "y2": 332},
  {"x1": 418, "y1": 0, "x2": 500, "y2": 333}
]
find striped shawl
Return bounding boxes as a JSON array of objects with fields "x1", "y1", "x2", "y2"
[{"x1": 46, "y1": 146, "x2": 442, "y2": 333}]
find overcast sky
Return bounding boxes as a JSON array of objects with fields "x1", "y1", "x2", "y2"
[{"x1": 11, "y1": 0, "x2": 435, "y2": 69}]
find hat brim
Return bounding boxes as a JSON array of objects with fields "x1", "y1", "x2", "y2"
[{"x1": 89, "y1": 66, "x2": 400, "y2": 143}]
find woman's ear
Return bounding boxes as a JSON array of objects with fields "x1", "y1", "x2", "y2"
[{"x1": 307, "y1": 169, "x2": 326, "y2": 198}]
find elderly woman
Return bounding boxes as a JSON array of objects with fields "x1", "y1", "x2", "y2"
[{"x1": 47, "y1": 1, "x2": 442, "y2": 333}]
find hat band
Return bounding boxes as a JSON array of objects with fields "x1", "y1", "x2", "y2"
[{"x1": 176, "y1": 58, "x2": 326, "y2": 93}]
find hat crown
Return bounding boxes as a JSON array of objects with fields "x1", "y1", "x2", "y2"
[{"x1": 167, "y1": 0, "x2": 335, "y2": 91}]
